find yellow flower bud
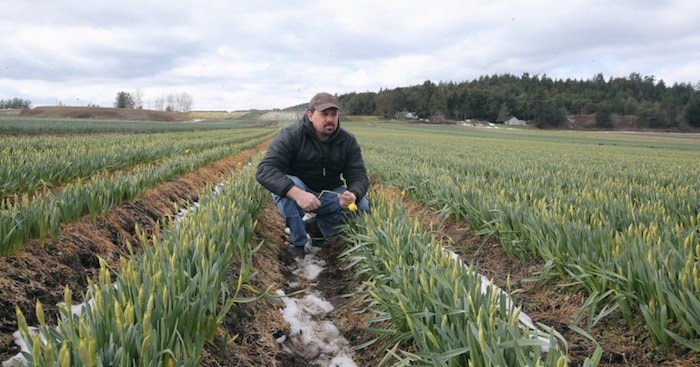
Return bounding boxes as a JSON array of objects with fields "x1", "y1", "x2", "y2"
[{"x1": 348, "y1": 202, "x2": 358, "y2": 212}]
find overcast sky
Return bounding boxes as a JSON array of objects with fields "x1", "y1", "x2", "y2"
[{"x1": 1, "y1": 1, "x2": 698, "y2": 111}]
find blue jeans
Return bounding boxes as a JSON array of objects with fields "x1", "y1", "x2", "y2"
[{"x1": 272, "y1": 175, "x2": 370, "y2": 247}]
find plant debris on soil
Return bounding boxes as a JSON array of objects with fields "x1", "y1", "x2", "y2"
[{"x1": 1, "y1": 144, "x2": 698, "y2": 366}]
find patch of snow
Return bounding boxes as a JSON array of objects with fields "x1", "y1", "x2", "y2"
[
  {"x1": 275, "y1": 229, "x2": 358, "y2": 365},
  {"x1": 275, "y1": 289, "x2": 357, "y2": 367}
]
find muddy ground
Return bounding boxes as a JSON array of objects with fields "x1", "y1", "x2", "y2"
[{"x1": 1, "y1": 145, "x2": 698, "y2": 366}]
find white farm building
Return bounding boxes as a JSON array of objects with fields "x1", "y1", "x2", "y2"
[{"x1": 504, "y1": 116, "x2": 527, "y2": 126}]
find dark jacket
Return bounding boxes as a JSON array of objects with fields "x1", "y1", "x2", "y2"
[{"x1": 256, "y1": 116, "x2": 369, "y2": 201}]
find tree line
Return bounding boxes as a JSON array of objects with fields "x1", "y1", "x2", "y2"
[
  {"x1": 0, "y1": 98, "x2": 32, "y2": 109},
  {"x1": 114, "y1": 90, "x2": 193, "y2": 112},
  {"x1": 337, "y1": 73, "x2": 700, "y2": 129}
]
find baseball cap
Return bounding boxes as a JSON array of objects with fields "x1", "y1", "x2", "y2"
[{"x1": 309, "y1": 92, "x2": 341, "y2": 111}]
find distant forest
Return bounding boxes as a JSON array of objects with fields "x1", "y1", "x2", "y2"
[
  {"x1": 336, "y1": 73, "x2": 700, "y2": 129},
  {"x1": 0, "y1": 98, "x2": 32, "y2": 109}
]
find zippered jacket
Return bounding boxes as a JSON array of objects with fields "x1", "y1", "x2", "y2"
[{"x1": 256, "y1": 115, "x2": 369, "y2": 201}]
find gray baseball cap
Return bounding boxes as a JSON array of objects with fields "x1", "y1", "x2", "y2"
[{"x1": 309, "y1": 92, "x2": 341, "y2": 111}]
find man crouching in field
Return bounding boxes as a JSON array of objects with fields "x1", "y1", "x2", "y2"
[{"x1": 255, "y1": 92, "x2": 370, "y2": 258}]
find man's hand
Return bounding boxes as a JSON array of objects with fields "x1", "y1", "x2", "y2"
[
  {"x1": 287, "y1": 186, "x2": 321, "y2": 211},
  {"x1": 339, "y1": 191, "x2": 356, "y2": 208}
]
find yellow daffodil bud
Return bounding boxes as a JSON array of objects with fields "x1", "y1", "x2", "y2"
[{"x1": 348, "y1": 202, "x2": 358, "y2": 212}]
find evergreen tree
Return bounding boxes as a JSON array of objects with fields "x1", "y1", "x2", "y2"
[
  {"x1": 496, "y1": 103, "x2": 510, "y2": 123},
  {"x1": 685, "y1": 94, "x2": 700, "y2": 127},
  {"x1": 536, "y1": 100, "x2": 566, "y2": 128},
  {"x1": 429, "y1": 85, "x2": 448, "y2": 120},
  {"x1": 637, "y1": 103, "x2": 667, "y2": 128},
  {"x1": 114, "y1": 91, "x2": 135, "y2": 108},
  {"x1": 595, "y1": 103, "x2": 613, "y2": 128}
]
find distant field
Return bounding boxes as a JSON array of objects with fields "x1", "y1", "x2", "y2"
[
  {"x1": 343, "y1": 114, "x2": 380, "y2": 122},
  {"x1": 189, "y1": 110, "x2": 250, "y2": 120}
]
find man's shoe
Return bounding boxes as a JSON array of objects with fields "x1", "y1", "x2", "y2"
[
  {"x1": 310, "y1": 237, "x2": 326, "y2": 247},
  {"x1": 286, "y1": 245, "x2": 306, "y2": 259},
  {"x1": 311, "y1": 235, "x2": 342, "y2": 248}
]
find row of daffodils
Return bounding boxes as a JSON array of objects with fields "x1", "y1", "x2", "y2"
[
  {"x1": 4, "y1": 163, "x2": 266, "y2": 366},
  {"x1": 341, "y1": 190, "x2": 603, "y2": 366}
]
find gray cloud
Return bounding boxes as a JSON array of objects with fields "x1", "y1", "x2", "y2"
[{"x1": 1, "y1": 0, "x2": 698, "y2": 110}]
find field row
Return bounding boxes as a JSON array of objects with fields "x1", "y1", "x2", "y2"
[
  {"x1": 0, "y1": 128, "x2": 275, "y2": 255},
  {"x1": 10, "y1": 160, "x2": 267, "y2": 366},
  {"x1": 0, "y1": 129, "x2": 273, "y2": 197},
  {"x1": 354, "y1": 123, "x2": 700, "y2": 353}
]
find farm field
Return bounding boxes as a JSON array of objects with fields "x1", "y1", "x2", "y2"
[
  {"x1": 352, "y1": 122, "x2": 700, "y2": 366},
  {"x1": 1, "y1": 115, "x2": 699, "y2": 366}
]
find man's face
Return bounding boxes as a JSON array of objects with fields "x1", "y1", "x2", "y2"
[{"x1": 308, "y1": 108, "x2": 339, "y2": 140}]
